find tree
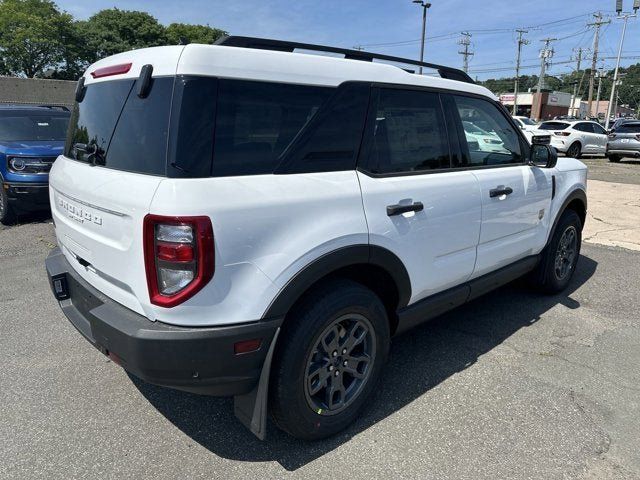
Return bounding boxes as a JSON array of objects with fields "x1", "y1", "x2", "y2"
[
  {"x1": 79, "y1": 8, "x2": 167, "y2": 64},
  {"x1": 0, "y1": 0, "x2": 75, "y2": 77},
  {"x1": 165, "y1": 23, "x2": 226, "y2": 45}
]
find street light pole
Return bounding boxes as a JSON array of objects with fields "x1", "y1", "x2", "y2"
[
  {"x1": 413, "y1": 1, "x2": 432, "y2": 74},
  {"x1": 606, "y1": 7, "x2": 637, "y2": 129}
]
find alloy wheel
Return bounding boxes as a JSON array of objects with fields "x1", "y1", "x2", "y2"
[{"x1": 304, "y1": 314, "x2": 376, "y2": 416}]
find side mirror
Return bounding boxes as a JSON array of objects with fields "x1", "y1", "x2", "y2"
[{"x1": 530, "y1": 143, "x2": 557, "y2": 168}]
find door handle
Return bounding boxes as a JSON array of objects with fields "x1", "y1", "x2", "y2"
[
  {"x1": 387, "y1": 202, "x2": 424, "y2": 216},
  {"x1": 489, "y1": 186, "x2": 513, "y2": 198}
]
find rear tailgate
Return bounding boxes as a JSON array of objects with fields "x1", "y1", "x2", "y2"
[
  {"x1": 50, "y1": 159, "x2": 162, "y2": 316},
  {"x1": 50, "y1": 47, "x2": 184, "y2": 318}
]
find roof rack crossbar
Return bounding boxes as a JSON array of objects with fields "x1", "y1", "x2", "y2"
[{"x1": 214, "y1": 36, "x2": 475, "y2": 84}]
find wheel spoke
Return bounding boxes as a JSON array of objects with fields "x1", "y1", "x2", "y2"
[
  {"x1": 342, "y1": 321, "x2": 367, "y2": 354},
  {"x1": 307, "y1": 365, "x2": 330, "y2": 396},
  {"x1": 320, "y1": 325, "x2": 340, "y2": 355},
  {"x1": 326, "y1": 373, "x2": 345, "y2": 410}
]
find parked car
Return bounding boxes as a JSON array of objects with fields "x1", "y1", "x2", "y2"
[
  {"x1": 45, "y1": 37, "x2": 588, "y2": 441},
  {"x1": 0, "y1": 105, "x2": 70, "y2": 224},
  {"x1": 512, "y1": 116, "x2": 539, "y2": 142},
  {"x1": 609, "y1": 117, "x2": 633, "y2": 132},
  {"x1": 462, "y1": 120, "x2": 508, "y2": 152},
  {"x1": 537, "y1": 120, "x2": 607, "y2": 158},
  {"x1": 606, "y1": 121, "x2": 640, "y2": 162}
]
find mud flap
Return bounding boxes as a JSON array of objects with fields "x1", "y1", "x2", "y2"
[{"x1": 233, "y1": 327, "x2": 280, "y2": 440}]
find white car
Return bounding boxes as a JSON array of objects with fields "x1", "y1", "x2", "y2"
[
  {"x1": 537, "y1": 120, "x2": 608, "y2": 158},
  {"x1": 512, "y1": 116, "x2": 539, "y2": 143},
  {"x1": 45, "y1": 36, "x2": 588, "y2": 441},
  {"x1": 462, "y1": 120, "x2": 508, "y2": 153}
]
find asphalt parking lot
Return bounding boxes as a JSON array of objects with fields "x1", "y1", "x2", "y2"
[{"x1": 2, "y1": 159, "x2": 640, "y2": 479}]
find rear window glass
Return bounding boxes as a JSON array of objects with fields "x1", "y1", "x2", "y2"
[
  {"x1": 616, "y1": 123, "x2": 640, "y2": 133},
  {"x1": 0, "y1": 113, "x2": 69, "y2": 142},
  {"x1": 65, "y1": 77, "x2": 173, "y2": 176},
  {"x1": 539, "y1": 122, "x2": 569, "y2": 130},
  {"x1": 212, "y1": 80, "x2": 332, "y2": 176}
]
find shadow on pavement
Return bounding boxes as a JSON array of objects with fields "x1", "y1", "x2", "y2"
[{"x1": 131, "y1": 254, "x2": 598, "y2": 471}]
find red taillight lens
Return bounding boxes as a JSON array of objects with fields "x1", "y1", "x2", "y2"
[
  {"x1": 555, "y1": 131, "x2": 571, "y2": 136},
  {"x1": 143, "y1": 215, "x2": 214, "y2": 308},
  {"x1": 90, "y1": 62, "x2": 132, "y2": 78},
  {"x1": 156, "y1": 242, "x2": 194, "y2": 262}
]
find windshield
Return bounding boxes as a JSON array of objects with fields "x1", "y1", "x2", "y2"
[
  {"x1": 616, "y1": 123, "x2": 640, "y2": 133},
  {"x1": 0, "y1": 114, "x2": 69, "y2": 141},
  {"x1": 518, "y1": 117, "x2": 537, "y2": 126},
  {"x1": 539, "y1": 121, "x2": 569, "y2": 131}
]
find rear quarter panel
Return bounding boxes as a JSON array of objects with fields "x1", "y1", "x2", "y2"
[{"x1": 149, "y1": 171, "x2": 368, "y2": 327}]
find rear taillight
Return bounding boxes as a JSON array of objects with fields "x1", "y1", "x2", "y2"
[
  {"x1": 636, "y1": 134, "x2": 640, "y2": 141},
  {"x1": 555, "y1": 131, "x2": 571, "y2": 136},
  {"x1": 143, "y1": 215, "x2": 214, "y2": 308}
]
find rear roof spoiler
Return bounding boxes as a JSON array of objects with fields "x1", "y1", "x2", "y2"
[{"x1": 214, "y1": 35, "x2": 475, "y2": 84}]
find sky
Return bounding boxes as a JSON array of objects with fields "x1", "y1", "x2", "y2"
[{"x1": 54, "y1": 0, "x2": 640, "y2": 83}]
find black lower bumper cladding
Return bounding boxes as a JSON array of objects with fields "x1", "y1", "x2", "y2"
[{"x1": 45, "y1": 247, "x2": 282, "y2": 396}]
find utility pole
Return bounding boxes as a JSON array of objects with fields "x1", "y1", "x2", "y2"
[
  {"x1": 570, "y1": 47, "x2": 584, "y2": 117},
  {"x1": 412, "y1": 1, "x2": 432, "y2": 74},
  {"x1": 533, "y1": 38, "x2": 555, "y2": 121},
  {"x1": 586, "y1": 13, "x2": 611, "y2": 115},
  {"x1": 536, "y1": 38, "x2": 556, "y2": 94},
  {"x1": 595, "y1": 69, "x2": 606, "y2": 119},
  {"x1": 513, "y1": 29, "x2": 529, "y2": 115},
  {"x1": 458, "y1": 32, "x2": 473, "y2": 73},
  {"x1": 605, "y1": 5, "x2": 638, "y2": 130}
]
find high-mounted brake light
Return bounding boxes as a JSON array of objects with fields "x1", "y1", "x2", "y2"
[
  {"x1": 90, "y1": 62, "x2": 132, "y2": 79},
  {"x1": 143, "y1": 215, "x2": 214, "y2": 307}
]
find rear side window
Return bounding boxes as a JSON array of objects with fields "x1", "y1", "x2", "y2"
[
  {"x1": 454, "y1": 95, "x2": 522, "y2": 166},
  {"x1": 616, "y1": 123, "x2": 640, "y2": 133},
  {"x1": 212, "y1": 80, "x2": 332, "y2": 176},
  {"x1": 573, "y1": 123, "x2": 594, "y2": 133},
  {"x1": 539, "y1": 122, "x2": 569, "y2": 130},
  {"x1": 66, "y1": 77, "x2": 173, "y2": 176},
  {"x1": 276, "y1": 83, "x2": 370, "y2": 174},
  {"x1": 363, "y1": 88, "x2": 450, "y2": 174}
]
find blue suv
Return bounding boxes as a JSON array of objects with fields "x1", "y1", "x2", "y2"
[{"x1": 0, "y1": 105, "x2": 70, "y2": 224}]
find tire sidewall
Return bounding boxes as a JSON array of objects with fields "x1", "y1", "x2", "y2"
[
  {"x1": 270, "y1": 281, "x2": 390, "y2": 440},
  {"x1": 568, "y1": 142, "x2": 581, "y2": 159},
  {"x1": 0, "y1": 183, "x2": 15, "y2": 225},
  {"x1": 544, "y1": 210, "x2": 582, "y2": 291}
]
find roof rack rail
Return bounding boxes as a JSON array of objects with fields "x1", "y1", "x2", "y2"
[{"x1": 214, "y1": 36, "x2": 475, "y2": 85}]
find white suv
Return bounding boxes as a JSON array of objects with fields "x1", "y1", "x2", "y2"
[
  {"x1": 537, "y1": 119, "x2": 608, "y2": 158},
  {"x1": 45, "y1": 36, "x2": 588, "y2": 441}
]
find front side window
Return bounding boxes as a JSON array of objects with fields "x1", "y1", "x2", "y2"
[
  {"x1": 364, "y1": 88, "x2": 450, "y2": 174},
  {"x1": 455, "y1": 95, "x2": 522, "y2": 166},
  {"x1": 592, "y1": 123, "x2": 607, "y2": 135}
]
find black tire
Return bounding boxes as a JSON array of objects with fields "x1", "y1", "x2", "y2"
[
  {"x1": 566, "y1": 142, "x2": 582, "y2": 159},
  {"x1": 608, "y1": 155, "x2": 621, "y2": 163},
  {"x1": 531, "y1": 209, "x2": 582, "y2": 293},
  {"x1": 0, "y1": 184, "x2": 16, "y2": 225},
  {"x1": 269, "y1": 279, "x2": 390, "y2": 440}
]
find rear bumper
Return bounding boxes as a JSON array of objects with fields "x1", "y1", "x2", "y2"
[
  {"x1": 45, "y1": 247, "x2": 282, "y2": 396},
  {"x1": 4, "y1": 182, "x2": 50, "y2": 212},
  {"x1": 607, "y1": 149, "x2": 640, "y2": 157}
]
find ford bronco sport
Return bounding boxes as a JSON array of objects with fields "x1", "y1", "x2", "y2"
[{"x1": 46, "y1": 36, "x2": 587, "y2": 440}]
